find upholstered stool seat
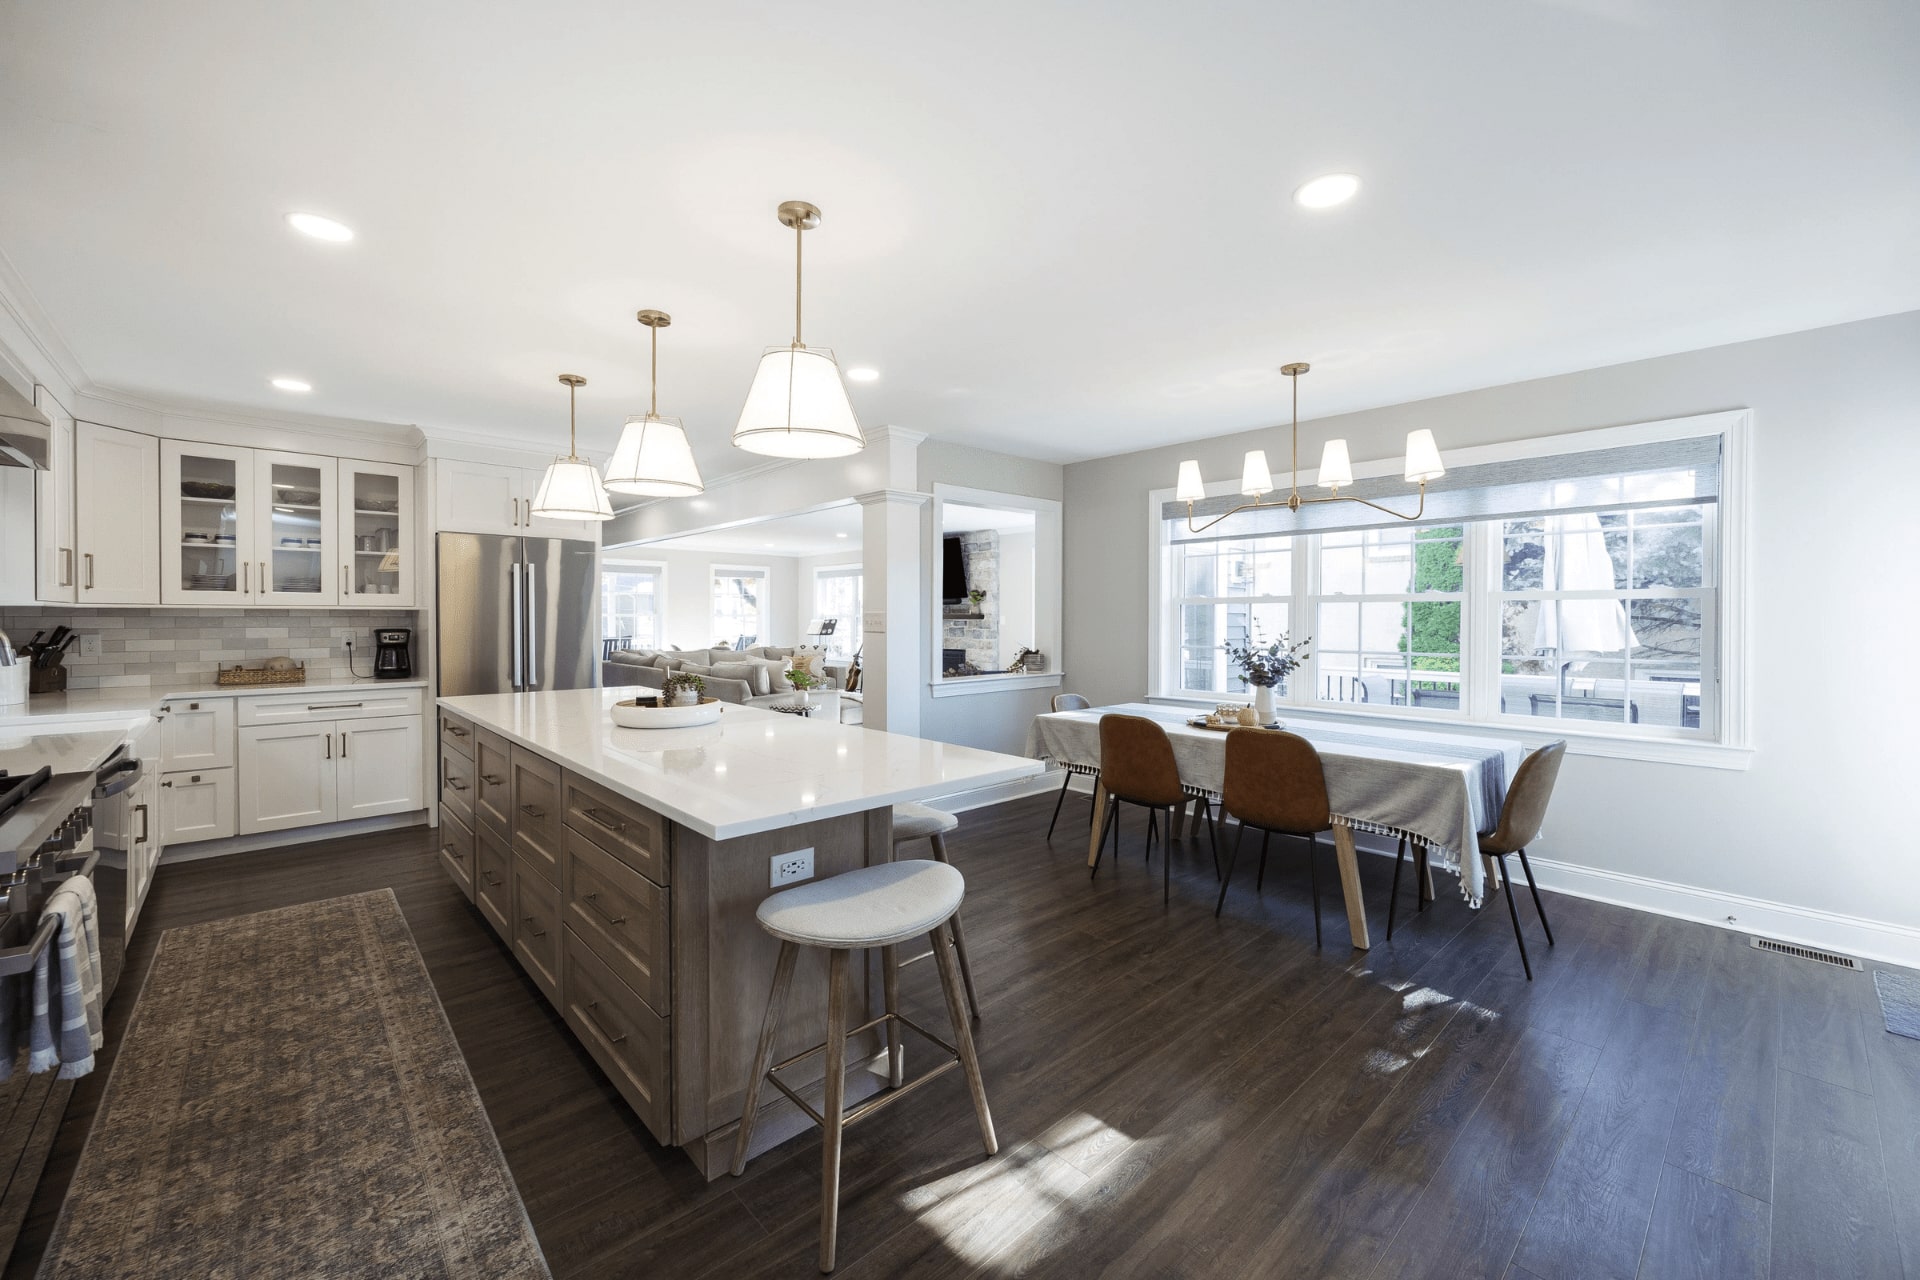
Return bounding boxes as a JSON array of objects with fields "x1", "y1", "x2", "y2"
[
  {"x1": 755, "y1": 860, "x2": 964, "y2": 949},
  {"x1": 891, "y1": 801, "x2": 960, "y2": 842}
]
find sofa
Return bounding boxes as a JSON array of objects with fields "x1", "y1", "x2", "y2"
[{"x1": 602, "y1": 646, "x2": 861, "y2": 722}]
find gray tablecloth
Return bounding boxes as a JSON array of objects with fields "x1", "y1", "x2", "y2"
[{"x1": 1026, "y1": 702, "x2": 1526, "y2": 906}]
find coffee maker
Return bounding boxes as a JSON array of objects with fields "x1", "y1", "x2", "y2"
[{"x1": 373, "y1": 628, "x2": 413, "y2": 680}]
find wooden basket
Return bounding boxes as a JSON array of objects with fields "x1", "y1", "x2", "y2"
[{"x1": 216, "y1": 662, "x2": 307, "y2": 687}]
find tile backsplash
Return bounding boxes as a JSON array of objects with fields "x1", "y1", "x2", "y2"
[{"x1": 0, "y1": 608, "x2": 418, "y2": 689}]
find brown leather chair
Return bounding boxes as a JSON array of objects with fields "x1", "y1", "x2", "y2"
[
  {"x1": 1046, "y1": 694, "x2": 1100, "y2": 840},
  {"x1": 1478, "y1": 740, "x2": 1566, "y2": 979},
  {"x1": 1092, "y1": 714, "x2": 1189, "y2": 903},
  {"x1": 1213, "y1": 729, "x2": 1331, "y2": 943}
]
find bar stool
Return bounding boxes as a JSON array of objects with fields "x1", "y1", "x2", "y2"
[
  {"x1": 731, "y1": 861, "x2": 998, "y2": 1273},
  {"x1": 892, "y1": 802, "x2": 979, "y2": 1019}
]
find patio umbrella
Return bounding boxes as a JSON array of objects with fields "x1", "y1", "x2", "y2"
[{"x1": 1535, "y1": 512, "x2": 1636, "y2": 655}]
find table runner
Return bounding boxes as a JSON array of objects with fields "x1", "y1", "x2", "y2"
[{"x1": 1026, "y1": 702, "x2": 1526, "y2": 906}]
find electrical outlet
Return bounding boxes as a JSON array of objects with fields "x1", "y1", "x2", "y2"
[
  {"x1": 77, "y1": 633, "x2": 100, "y2": 659},
  {"x1": 770, "y1": 847, "x2": 815, "y2": 888}
]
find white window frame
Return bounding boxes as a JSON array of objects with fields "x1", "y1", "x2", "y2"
[
  {"x1": 927, "y1": 483, "x2": 1065, "y2": 698},
  {"x1": 811, "y1": 562, "x2": 863, "y2": 659},
  {"x1": 710, "y1": 563, "x2": 771, "y2": 649},
  {"x1": 600, "y1": 559, "x2": 667, "y2": 651},
  {"x1": 1146, "y1": 409, "x2": 1753, "y2": 769}
]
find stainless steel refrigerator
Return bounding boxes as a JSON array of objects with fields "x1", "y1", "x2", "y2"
[{"x1": 437, "y1": 533, "x2": 598, "y2": 696}]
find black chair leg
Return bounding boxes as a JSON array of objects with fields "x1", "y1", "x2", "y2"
[
  {"x1": 1415, "y1": 841, "x2": 1428, "y2": 914},
  {"x1": 1090, "y1": 799, "x2": 1117, "y2": 879},
  {"x1": 1306, "y1": 833, "x2": 1322, "y2": 948},
  {"x1": 1145, "y1": 808, "x2": 1157, "y2": 865},
  {"x1": 1046, "y1": 770, "x2": 1074, "y2": 840},
  {"x1": 1498, "y1": 854, "x2": 1533, "y2": 980},
  {"x1": 1387, "y1": 835, "x2": 1407, "y2": 941},
  {"x1": 1256, "y1": 830, "x2": 1272, "y2": 892},
  {"x1": 1214, "y1": 824, "x2": 1245, "y2": 917},
  {"x1": 1517, "y1": 847, "x2": 1553, "y2": 946}
]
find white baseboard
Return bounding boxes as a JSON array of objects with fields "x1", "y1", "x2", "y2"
[{"x1": 159, "y1": 811, "x2": 429, "y2": 864}]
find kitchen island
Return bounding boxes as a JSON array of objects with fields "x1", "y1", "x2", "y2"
[{"x1": 434, "y1": 687, "x2": 1042, "y2": 1176}]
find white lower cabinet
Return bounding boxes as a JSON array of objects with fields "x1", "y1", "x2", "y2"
[
  {"x1": 238, "y1": 713, "x2": 424, "y2": 834},
  {"x1": 337, "y1": 715, "x2": 424, "y2": 819},
  {"x1": 158, "y1": 768, "x2": 238, "y2": 844}
]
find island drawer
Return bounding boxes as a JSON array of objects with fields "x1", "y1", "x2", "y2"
[
  {"x1": 475, "y1": 822, "x2": 512, "y2": 937},
  {"x1": 440, "y1": 748, "x2": 477, "y2": 828},
  {"x1": 563, "y1": 827, "x2": 668, "y2": 1015},
  {"x1": 563, "y1": 928, "x2": 670, "y2": 1144},
  {"x1": 510, "y1": 747, "x2": 563, "y2": 885},
  {"x1": 474, "y1": 729, "x2": 514, "y2": 843},
  {"x1": 562, "y1": 772, "x2": 668, "y2": 886},
  {"x1": 440, "y1": 713, "x2": 476, "y2": 760},
  {"x1": 512, "y1": 855, "x2": 561, "y2": 1005},
  {"x1": 438, "y1": 808, "x2": 475, "y2": 902},
  {"x1": 236, "y1": 687, "x2": 423, "y2": 726}
]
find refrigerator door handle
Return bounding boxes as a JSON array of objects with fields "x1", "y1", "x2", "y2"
[
  {"x1": 509, "y1": 562, "x2": 525, "y2": 689},
  {"x1": 525, "y1": 564, "x2": 538, "y2": 686}
]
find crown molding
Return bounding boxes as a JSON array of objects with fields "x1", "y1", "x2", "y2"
[
  {"x1": 0, "y1": 243, "x2": 90, "y2": 396},
  {"x1": 80, "y1": 384, "x2": 427, "y2": 449}
]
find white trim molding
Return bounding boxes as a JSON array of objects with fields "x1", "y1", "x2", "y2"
[{"x1": 928, "y1": 482, "x2": 1064, "y2": 699}]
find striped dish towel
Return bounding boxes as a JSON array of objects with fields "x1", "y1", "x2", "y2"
[{"x1": 26, "y1": 877, "x2": 104, "y2": 1079}]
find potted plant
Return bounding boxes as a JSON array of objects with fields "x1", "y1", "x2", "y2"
[
  {"x1": 967, "y1": 588, "x2": 987, "y2": 614},
  {"x1": 784, "y1": 664, "x2": 822, "y2": 709},
  {"x1": 1223, "y1": 633, "x2": 1311, "y2": 725},
  {"x1": 663, "y1": 671, "x2": 705, "y2": 707}
]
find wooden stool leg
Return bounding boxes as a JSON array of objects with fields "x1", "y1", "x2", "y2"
[
  {"x1": 932, "y1": 922, "x2": 998, "y2": 1158},
  {"x1": 881, "y1": 943, "x2": 904, "y2": 1087},
  {"x1": 820, "y1": 948, "x2": 851, "y2": 1272},
  {"x1": 731, "y1": 940, "x2": 799, "y2": 1177},
  {"x1": 929, "y1": 833, "x2": 980, "y2": 1020}
]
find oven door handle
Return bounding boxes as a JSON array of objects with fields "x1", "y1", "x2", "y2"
[{"x1": 93, "y1": 756, "x2": 142, "y2": 799}]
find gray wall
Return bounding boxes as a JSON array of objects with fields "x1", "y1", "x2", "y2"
[{"x1": 1062, "y1": 310, "x2": 1920, "y2": 938}]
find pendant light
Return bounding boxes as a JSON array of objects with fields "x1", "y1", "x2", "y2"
[
  {"x1": 604, "y1": 310, "x2": 704, "y2": 496},
  {"x1": 732, "y1": 200, "x2": 866, "y2": 459},
  {"x1": 530, "y1": 374, "x2": 614, "y2": 522}
]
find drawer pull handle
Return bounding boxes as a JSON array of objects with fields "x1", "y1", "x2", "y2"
[
  {"x1": 481, "y1": 774, "x2": 505, "y2": 786},
  {"x1": 447, "y1": 726, "x2": 469, "y2": 737},
  {"x1": 582, "y1": 1000, "x2": 627, "y2": 1046},
  {"x1": 307, "y1": 702, "x2": 365, "y2": 711},
  {"x1": 481, "y1": 870, "x2": 502, "y2": 886},
  {"x1": 520, "y1": 803, "x2": 545, "y2": 819},
  {"x1": 442, "y1": 842, "x2": 461, "y2": 857},
  {"x1": 583, "y1": 806, "x2": 625, "y2": 832},
  {"x1": 444, "y1": 779, "x2": 468, "y2": 792},
  {"x1": 582, "y1": 891, "x2": 628, "y2": 927},
  {"x1": 521, "y1": 917, "x2": 547, "y2": 938}
]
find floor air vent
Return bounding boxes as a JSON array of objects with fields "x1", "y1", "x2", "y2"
[{"x1": 1750, "y1": 936, "x2": 1863, "y2": 970}]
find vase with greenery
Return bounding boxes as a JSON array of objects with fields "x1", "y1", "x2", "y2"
[
  {"x1": 967, "y1": 588, "x2": 987, "y2": 613},
  {"x1": 663, "y1": 671, "x2": 705, "y2": 707},
  {"x1": 1223, "y1": 633, "x2": 1310, "y2": 724},
  {"x1": 783, "y1": 665, "x2": 819, "y2": 708}
]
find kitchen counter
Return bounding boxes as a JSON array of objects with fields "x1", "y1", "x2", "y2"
[
  {"x1": 436, "y1": 686, "x2": 1042, "y2": 840},
  {"x1": 0, "y1": 677, "x2": 430, "y2": 729},
  {"x1": 0, "y1": 727, "x2": 135, "y2": 776}
]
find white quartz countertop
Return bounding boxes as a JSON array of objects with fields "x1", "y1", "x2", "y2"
[
  {"x1": 437, "y1": 687, "x2": 1044, "y2": 841},
  {"x1": 0, "y1": 676, "x2": 429, "y2": 728},
  {"x1": 0, "y1": 727, "x2": 135, "y2": 777}
]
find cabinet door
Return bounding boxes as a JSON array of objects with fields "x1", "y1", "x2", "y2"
[
  {"x1": 254, "y1": 450, "x2": 338, "y2": 606},
  {"x1": 34, "y1": 390, "x2": 75, "y2": 603},
  {"x1": 237, "y1": 722, "x2": 337, "y2": 833},
  {"x1": 435, "y1": 458, "x2": 521, "y2": 536},
  {"x1": 157, "y1": 697, "x2": 235, "y2": 770},
  {"x1": 340, "y1": 459, "x2": 414, "y2": 605},
  {"x1": 76, "y1": 423, "x2": 160, "y2": 604},
  {"x1": 336, "y1": 715, "x2": 424, "y2": 819},
  {"x1": 158, "y1": 768, "x2": 237, "y2": 844},
  {"x1": 161, "y1": 440, "x2": 253, "y2": 604}
]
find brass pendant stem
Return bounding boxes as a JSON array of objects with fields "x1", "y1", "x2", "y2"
[
  {"x1": 557, "y1": 373, "x2": 587, "y2": 460},
  {"x1": 794, "y1": 219, "x2": 804, "y2": 347},
  {"x1": 650, "y1": 323, "x2": 659, "y2": 418}
]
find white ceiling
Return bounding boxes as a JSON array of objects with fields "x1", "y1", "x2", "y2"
[
  {"x1": 633, "y1": 504, "x2": 864, "y2": 558},
  {"x1": 2, "y1": 1, "x2": 1916, "y2": 483}
]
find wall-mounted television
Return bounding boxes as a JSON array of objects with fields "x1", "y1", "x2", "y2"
[{"x1": 942, "y1": 534, "x2": 968, "y2": 602}]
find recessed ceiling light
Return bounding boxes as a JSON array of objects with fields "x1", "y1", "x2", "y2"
[
  {"x1": 270, "y1": 377, "x2": 312, "y2": 393},
  {"x1": 286, "y1": 212, "x2": 354, "y2": 242},
  {"x1": 845, "y1": 367, "x2": 880, "y2": 382},
  {"x1": 1293, "y1": 174, "x2": 1361, "y2": 209}
]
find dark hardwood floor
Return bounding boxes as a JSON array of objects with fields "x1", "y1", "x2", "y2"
[{"x1": 8, "y1": 793, "x2": 1918, "y2": 1278}]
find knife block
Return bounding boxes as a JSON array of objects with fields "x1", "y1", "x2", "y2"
[{"x1": 28, "y1": 666, "x2": 66, "y2": 694}]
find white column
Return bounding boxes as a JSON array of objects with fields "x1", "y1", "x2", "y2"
[{"x1": 857, "y1": 489, "x2": 929, "y2": 736}]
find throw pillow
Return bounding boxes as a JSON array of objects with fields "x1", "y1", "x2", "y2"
[
  {"x1": 652, "y1": 655, "x2": 679, "y2": 672},
  {"x1": 711, "y1": 662, "x2": 760, "y2": 692},
  {"x1": 749, "y1": 657, "x2": 790, "y2": 693},
  {"x1": 678, "y1": 662, "x2": 712, "y2": 679}
]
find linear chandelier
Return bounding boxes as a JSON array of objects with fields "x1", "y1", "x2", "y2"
[{"x1": 1174, "y1": 362, "x2": 1444, "y2": 534}]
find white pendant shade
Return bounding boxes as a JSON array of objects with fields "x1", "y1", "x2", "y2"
[
  {"x1": 1404, "y1": 429, "x2": 1446, "y2": 483},
  {"x1": 531, "y1": 456, "x2": 613, "y2": 522},
  {"x1": 1240, "y1": 449, "x2": 1273, "y2": 497},
  {"x1": 1175, "y1": 460, "x2": 1205, "y2": 503},
  {"x1": 733, "y1": 345, "x2": 865, "y2": 459},
  {"x1": 604, "y1": 414, "x2": 704, "y2": 496},
  {"x1": 1317, "y1": 439, "x2": 1354, "y2": 489}
]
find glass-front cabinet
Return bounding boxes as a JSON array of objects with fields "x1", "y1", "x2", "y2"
[
  {"x1": 256, "y1": 451, "x2": 338, "y2": 606},
  {"x1": 161, "y1": 441, "x2": 253, "y2": 604},
  {"x1": 340, "y1": 460, "x2": 413, "y2": 605}
]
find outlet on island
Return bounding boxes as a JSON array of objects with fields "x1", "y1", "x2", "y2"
[{"x1": 769, "y1": 847, "x2": 815, "y2": 888}]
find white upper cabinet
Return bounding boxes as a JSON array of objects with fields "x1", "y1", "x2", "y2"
[
  {"x1": 340, "y1": 459, "x2": 414, "y2": 605},
  {"x1": 435, "y1": 458, "x2": 601, "y2": 542},
  {"x1": 254, "y1": 450, "x2": 339, "y2": 607},
  {"x1": 75, "y1": 422, "x2": 159, "y2": 605},
  {"x1": 34, "y1": 388, "x2": 75, "y2": 603},
  {"x1": 161, "y1": 440, "x2": 254, "y2": 605}
]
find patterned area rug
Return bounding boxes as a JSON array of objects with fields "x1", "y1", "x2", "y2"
[{"x1": 37, "y1": 890, "x2": 550, "y2": 1279}]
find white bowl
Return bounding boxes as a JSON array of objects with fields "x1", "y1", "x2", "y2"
[{"x1": 610, "y1": 695, "x2": 724, "y2": 729}]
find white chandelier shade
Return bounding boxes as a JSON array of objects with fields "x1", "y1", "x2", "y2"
[
  {"x1": 1404, "y1": 429, "x2": 1446, "y2": 483},
  {"x1": 734, "y1": 344, "x2": 865, "y2": 458},
  {"x1": 1239, "y1": 449, "x2": 1273, "y2": 497},
  {"x1": 1175, "y1": 460, "x2": 1205, "y2": 504},
  {"x1": 604, "y1": 414, "x2": 703, "y2": 496},
  {"x1": 1317, "y1": 438, "x2": 1355, "y2": 489}
]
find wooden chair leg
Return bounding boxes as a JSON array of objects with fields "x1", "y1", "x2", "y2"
[
  {"x1": 1045, "y1": 769, "x2": 1074, "y2": 840},
  {"x1": 881, "y1": 943, "x2": 904, "y2": 1087},
  {"x1": 730, "y1": 940, "x2": 799, "y2": 1176},
  {"x1": 1307, "y1": 832, "x2": 1322, "y2": 948},
  {"x1": 1387, "y1": 835, "x2": 1407, "y2": 941},
  {"x1": 1498, "y1": 855, "x2": 1533, "y2": 981},
  {"x1": 930, "y1": 834, "x2": 980, "y2": 1019},
  {"x1": 1215, "y1": 822, "x2": 1245, "y2": 917},
  {"x1": 932, "y1": 923, "x2": 998, "y2": 1157},
  {"x1": 1420, "y1": 839, "x2": 1436, "y2": 903},
  {"x1": 1517, "y1": 847, "x2": 1553, "y2": 946},
  {"x1": 820, "y1": 949, "x2": 851, "y2": 1271}
]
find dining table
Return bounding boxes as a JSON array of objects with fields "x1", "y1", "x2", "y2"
[{"x1": 1026, "y1": 702, "x2": 1529, "y2": 948}]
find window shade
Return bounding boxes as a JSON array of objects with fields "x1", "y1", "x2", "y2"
[{"x1": 1163, "y1": 435, "x2": 1720, "y2": 545}]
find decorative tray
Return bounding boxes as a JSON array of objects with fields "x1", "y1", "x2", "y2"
[
  {"x1": 611, "y1": 696, "x2": 724, "y2": 729},
  {"x1": 218, "y1": 662, "x2": 307, "y2": 687},
  {"x1": 1187, "y1": 717, "x2": 1284, "y2": 732}
]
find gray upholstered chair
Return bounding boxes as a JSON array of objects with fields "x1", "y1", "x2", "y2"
[
  {"x1": 1045, "y1": 693, "x2": 1100, "y2": 840},
  {"x1": 1474, "y1": 740, "x2": 1567, "y2": 979}
]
